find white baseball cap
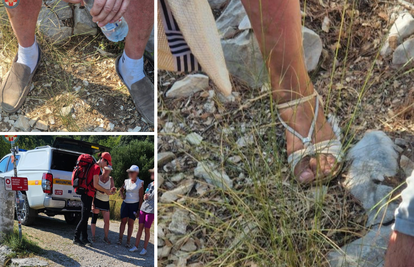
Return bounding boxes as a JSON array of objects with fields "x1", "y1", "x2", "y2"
[{"x1": 126, "y1": 165, "x2": 139, "y2": 173}]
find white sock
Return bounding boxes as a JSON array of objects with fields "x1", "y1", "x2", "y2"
[
  {"x1": 16, "y1": 38, "x2": 39, "y2": 73},
  {"x1": 118, "y1": 50, "x2": 145, "y2": 88}
]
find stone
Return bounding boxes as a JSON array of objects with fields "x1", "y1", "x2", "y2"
[
  {"x1": 208, "y1": 0, "x2": 227, "y2": 9},
  {"x1": 216, "y1": 0, "x2": 246, "y2": 39},
  {"x1": 327, "y1": 225, "x2": 392, "y2": 267},
  {"x1": 94, "y1": 127, "x2": 105, "y2": 132},
  {"x1": 393, "y1": 38, "x2": 414, "y2": 65},
  {"x1": 381, "y1": 13, "x2": 414, "y2": 57},
  {"x1": 395, "y1": 138, "x2": 408, "y2": 148},
  {"x1": 159, "y1": 246, "x2": 172, "y2": 258},
  {"x1": 107, "y1": 122, "x2": 115, "y2": 131},
  {"x1": 11, "y1": 258, "x2": 48, "y2": 267},
  {"x1": 48, "y1": 0, "x2": 72, "y2": 20},
  {"x1": 158, "y1": 152, "x2": 175, "y2": 167},
  {"x1": 400, "y1": 155, "x2": 414, "y2": 177},
  {"x1": 0, "y1": 246, "x2": 12, "y2": 266},
  {"x1": 239, "y1": 15, "x2": 252, "y2": 31},
  {"x1": 128, "y1": 126, "x2": 142, "y2": 132},
  {"x1": 160, "y1": 179, "x2": 194, "y2": 203},
  {"x1": 181, "y1": 238, "x2": 197, "y2": 252},
  {"x1": 35, "y1": 120, "x2": 48, "y2": 131},
  {"x1": 236, "y1": 134, "x2": 254, "y2": 148},
  {"x1": 194, "y1": 161, "x2": 233, "y2": 189},
  {"x1": 14, "y1": 116, "x2": 31, "y2": 131},
  {"x1": 185, "y1": 133, "x2": 203, "y2": 146},
  {"x1": 37, "y1": 7, "x2": 72, "y2": 44},
  {"x1": 166, "y1": 74, "x2": 209, "y2": 98},
  {"x1": 73, "y1": 4, "x2": 98, "y2": 36},
  {"x1": 168, "y1": 209, "x2": 190, "y2": 235},
  {"x1": 61, "y1": 106, "x2": 72, "y2": 116},
  {"x1": 302, "y1": 27, "x2": 323, "y2": 71},
  {"x1": 171, "y1": 173, "x2": 185, "y2": 183},
  {"x1": 345, "y1": 131, "x2": 399, "y2": 226}
]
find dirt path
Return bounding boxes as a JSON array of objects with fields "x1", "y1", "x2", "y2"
[{"x1": 18, "y1": 214, "x2": 154, "y2": 267}]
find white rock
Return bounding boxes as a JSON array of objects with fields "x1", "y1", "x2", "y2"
[
  {"x1": 11, "y1": 258, "x2": 48, "y2": 267},
  {"x1": 83, "y1": 80, "x2": 89, "y2": 87},
  {"x1": 181, "y1": 238, "x2": 197, "y2": 252},
  {"x1": 73, "y1": 4, "x2": 98, "y2": 36},
  {"x1": 382, "y1": 13, "x2": 414, "y2": 57},
  {"x1": 14, "y1": 115, "x2": 31, "y2": 131},
  {"x1": 171, "y1": 173, "x2": 185, "y2": 183},
  {"x1": 128, "y1": 126, "x2": 142, "y2": 132},
  {"x1": 400, "y1": 155, "x2": 414, "y2": 177},
  {"x1": 37, "y1": 7, "x2": 72, "y2": 44},
  {"x1": 345, "y1": 131, "x2": 399, "y2": 226},
  {"x1": 35, "y1": 120, "x2": 48, "y2": 131},
  {"x1": 194, "y1": 161, "x2": 233, "y2": 189},
  {"x1": 236, "y1": 134, "x2": 254, "y2": 148},
  {"x1": 302, "y1": 27, "x2": 323, "y2": 71},
  {"x1": 94, "y1": 127, "x2": 105, "y2": 132},
  {"x1": 159, "y1": 246, "x2": 172, "y2": 258},
  {"x1": 160, "y1": 179, "x2": 194, "y2": 203},
  {"x1": 166, "y1": 74, "x2": 209, "y2": 98},
  {"x1": 158, "y1": 152, "x2": 175, "y2": 166},
  {"x1": 239, "y1": 15, "x2": 252, "y2": 30},
  {"x1": 0, "y1": 246, "x2": 12, "y2": 266},
  {"x1": 185, "y1": 133, "x2": 203, "y2": 146},
  {"x1": 73, "y1": 85, "x2": 82, "y2": 92},
  {"x1": 61, "y1": 106, "x2": 72, "y2": 116},
  {"x1": 393, "y1": 38, "x2": 414, "y2": 65},
  {"x1": 168, "y1": 209, "x2": 190, "y2": 235},
  {"x1": 327, "y1": 225, "x2": 392, "y2": 267},
  {"x1": 107, "y1": 122, "x2": 115, "y2": 131},
  {"x1": 216, "y1": 0, "x2": 246, "y2": 38}
]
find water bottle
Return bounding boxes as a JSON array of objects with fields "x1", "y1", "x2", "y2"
[{"x1": 83, "y1": 0, "x2": 129, "y2": 42}]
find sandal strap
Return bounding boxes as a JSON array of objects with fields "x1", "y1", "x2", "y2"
[
  {"x1": 288, "y1": 139, "x2": 343, "y2": 173},
  {"x1": 277, "y1": 91, "x2": 319, "y2": 147}
]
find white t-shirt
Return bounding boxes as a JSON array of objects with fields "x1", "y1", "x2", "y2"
[
  {"x1": 95, "y1": 176, "x2": 112, "y2": 202},
  {"x1": 124, "y1": 178, "x2": 143, "y2": 203}
]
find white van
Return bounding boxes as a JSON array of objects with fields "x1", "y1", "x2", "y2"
[{"x1": 0, "y1": 138, "x2": 109, "y2": 226}]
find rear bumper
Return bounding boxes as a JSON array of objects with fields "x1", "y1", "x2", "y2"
[{"x1": 43, "y1": 196, "x2": 65, "y2": 209}]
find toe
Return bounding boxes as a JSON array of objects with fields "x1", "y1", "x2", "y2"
[{"x1": 294, "y1": 157, "x2": 315, "y2": 184}]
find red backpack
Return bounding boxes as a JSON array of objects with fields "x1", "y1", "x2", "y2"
[{"x1": 72, "y1": 154, "x2": 95, "y2": 195}]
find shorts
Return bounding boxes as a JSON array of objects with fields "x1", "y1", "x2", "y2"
[
  {"x1": 121, "y1": 201, "x2": 139, "y2": 220},
  {"x1": 94, "y1": 198, "x2": 110, "y2": 211},
  {"x1": 393, "y1": 171, "x2": 414, "y2": 237},
  {"x1": 139, "y1": 210, "x2": 154, "y2": 228}
]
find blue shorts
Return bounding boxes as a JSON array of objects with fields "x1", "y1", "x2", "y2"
[
  {"x1": 394, "y1": 171, "x2": 414, "y2": 236},
  {"x1": 121, "y1": 202, "x2": 139, "y2": 220}
]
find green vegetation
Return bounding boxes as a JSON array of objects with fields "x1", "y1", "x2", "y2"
[
  {"x1": 0, "y1": 135, "x2": 154, "y2": 186},
  {"x1": 2, "y1": 228, "x2": 42, "y2": 260}
]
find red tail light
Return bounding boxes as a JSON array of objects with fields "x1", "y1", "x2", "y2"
[{"x1": 42, "y1": 173, "x2": 53, "y2": 194}]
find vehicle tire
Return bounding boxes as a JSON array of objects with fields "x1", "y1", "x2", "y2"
[
  {"x1": 64, "y1": 213, "x2": 81, "y2": 225},
  {"x1": 16, "y1": 194, "x2": 37, "y2": 226}
]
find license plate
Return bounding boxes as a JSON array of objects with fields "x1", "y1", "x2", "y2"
[{"x1": 67, "y1": 200, "x2": 81, "y2": 207}]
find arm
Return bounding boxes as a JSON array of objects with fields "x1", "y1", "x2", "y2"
[
  {"x1": 93, "y1": 175, "x2": 111, "y2": 195},
  {"x1": 138, "y1": 186, "x2": 144, "y2": 210}
]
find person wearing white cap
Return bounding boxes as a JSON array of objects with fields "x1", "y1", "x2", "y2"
[{"x1": 118, "y1": 165, "x2": 144, "y2": 248}]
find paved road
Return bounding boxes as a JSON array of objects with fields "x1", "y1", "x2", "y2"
[{"x1": 19, "y1": 214, "x2": 154, "y2": 267}]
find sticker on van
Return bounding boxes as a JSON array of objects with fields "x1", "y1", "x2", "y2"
[{"x1": 55, "y1": 190, "x2": 63, "y2": 195}]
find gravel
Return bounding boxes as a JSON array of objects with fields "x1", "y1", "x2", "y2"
[{"x1": 20, "y1": 214, "x2": 154, "y2": 267}]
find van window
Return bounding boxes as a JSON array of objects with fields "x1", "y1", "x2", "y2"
[
  {"x1": 0, "y1": 157, "x2": 9, "y2": 173},
  {"x1": 6, "y1": 155, "x2": 20, "y2": 172},
  {"x1": 51, "y1": 151, "x2": 86, "y2": 172}
]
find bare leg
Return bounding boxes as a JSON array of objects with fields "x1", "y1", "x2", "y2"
[
  {"x1": 384, "y1": 231, "x2": 414, "y2": 267},
  {"x1": 5, "y1": 0, "x2": 42, "y2": 47},
  {"x1": 103, "y1": 211, "x2": 110, "y2": 240},
  {"x1": 119, "y1": 218, "x2": 128, "y2": 242},
  {"x1": 126, "y1": 218, "x2": 135, "y2": 244},
  {"x1": 134, "y1": 223, "x2": 144, "y2": 247},
  {"x1": 123, "y1": 0, "x2": 154, "y2": 59},
  {"x1": 241, "y1": 0, "x2": 337, "y2": 183},
  {"x1": 143, "y1": 227, "x2": 150, "y2": 249}
]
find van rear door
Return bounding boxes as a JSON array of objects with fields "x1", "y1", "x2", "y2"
[{"x1": 50, "y1": 150, "x2": 83, "y2": 201}]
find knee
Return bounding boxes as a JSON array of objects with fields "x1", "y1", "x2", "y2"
[{"x1": 91, "y1": 213, "x2": 98, "y2": 224}]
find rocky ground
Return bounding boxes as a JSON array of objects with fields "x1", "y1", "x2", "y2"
[
  {"x1": 1, "y1": 214, "x2": 155, "y2": 267},
  {"x1": 0, "y1": 1, "x2": 154, "y2": 132},
  {"x1": 158, "y1": 0, "x2": 414, "y2": 266}
]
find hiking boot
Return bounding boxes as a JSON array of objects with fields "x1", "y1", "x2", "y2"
[
  {"x1": 0, "y1": 46, "x2": 42, "y2": 113},
  {"x1": 73, "y1": 238, "x2": 85, "y2": 246},
  {"x1": 81, "y1": 238, "x2": 93, "y2": 247},
  {"x1": 115, "y1": 55, "x2": 154, "y2": 125}
]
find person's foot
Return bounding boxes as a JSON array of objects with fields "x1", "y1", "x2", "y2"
[
  {"x1": 129, "y1": 246, "x2": 139, "y2": 252},
  {"x1": 279, "y1": 94, "x2": 339, "y2": 184},
  {"x1": 0, "y1": 44, "x2": 41, "y2": 113},
  {"x1": 103, "y1": 237, "x2": 111, "y2": 244},
  {"x1": 125, "y1": 241, "x2": 132, "y2": 248},
  {"x1": 139, "y1": 248, "x2": 147, "y2": 255},
  {"x1": 73, "y1": 238, "x2": 85, "y2": 246},
  {"x1": 81, "y1": 238, "x2": 93, "y2": 247},
  {"x1": 115, "y1": 55, "x2": 154, "y2": 125}
]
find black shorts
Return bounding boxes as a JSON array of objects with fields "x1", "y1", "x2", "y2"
[{"x1": 94, "y1": 198, "x2": 110, "y2": 211}]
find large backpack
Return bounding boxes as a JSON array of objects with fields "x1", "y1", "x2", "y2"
[{"x1": 72, "y1": 154, "x2": 95, "y2": 195}]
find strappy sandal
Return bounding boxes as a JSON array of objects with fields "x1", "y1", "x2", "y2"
[
  {"x1": 104, "y1": 237, "x2": 111, "y2": 244},
  {"x1": 126, "y1": 241, "x2": 132, "y2": 248},
  {"x1": 117, "y1": 239, "x2": 122, "y2": 245},
  {"x1": 276, "y1": 91, "x2": 343, "y2": 184}
]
